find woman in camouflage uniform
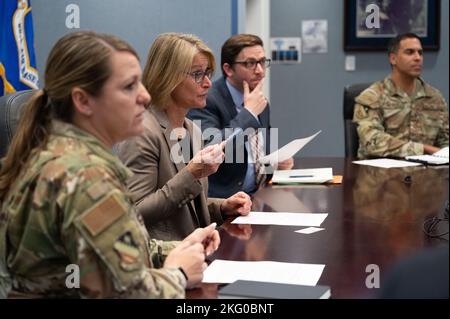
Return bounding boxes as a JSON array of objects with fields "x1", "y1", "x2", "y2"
[{"x1": 0, "y1": 31, "x2": 219, "y2": 298}]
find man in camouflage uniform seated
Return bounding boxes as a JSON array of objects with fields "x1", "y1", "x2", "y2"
[{"x1": 353, "y1": 33, "x2": 449, "y2": 159}]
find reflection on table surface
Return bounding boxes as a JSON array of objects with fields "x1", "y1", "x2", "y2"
[{"x1": 187, "y1": 158, "x2": 448, "y2": 299}]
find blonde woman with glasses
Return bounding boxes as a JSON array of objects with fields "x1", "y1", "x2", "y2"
[{"x1": 117, "y1": 33, "x2": 251, "y2": 241}]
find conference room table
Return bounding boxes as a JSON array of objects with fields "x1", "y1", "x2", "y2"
[{"x1": 187, "y1": 157, "x2": 449, "y2": 299}]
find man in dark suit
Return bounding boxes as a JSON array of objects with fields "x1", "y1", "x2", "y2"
[{"x1": 188, "y1": 34, "x2": 293, "y2": 198}]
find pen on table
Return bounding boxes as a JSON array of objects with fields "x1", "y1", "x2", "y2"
[
  {"x1": 405, "y1": 158, "x2": 428, "y2": 166},
  {"x1": 289, "y1": 175, "x2": 314, "y2": 178}
]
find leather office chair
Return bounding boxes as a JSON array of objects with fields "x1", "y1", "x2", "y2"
[
  {"x1": 0, "y1": 90, "x2": 34, "y2": 158},
  {"x1": 343, "y1": 83, "x2": 372, "y2": 158}
]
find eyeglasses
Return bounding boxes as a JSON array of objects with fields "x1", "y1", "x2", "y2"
[
  {"x1": 187, "y1": 69, "x2": 213, "y2": 84},
  {"x1": 233, "y1": 58, "x2": 271, "y2": 70}
]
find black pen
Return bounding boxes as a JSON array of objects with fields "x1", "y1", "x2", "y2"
[
  {"x1": 289, "y1": 175, "x2": 314, "y2": 178},
  {"x1": 404, "y1": 158, "x2": 428, "y2": 166}
]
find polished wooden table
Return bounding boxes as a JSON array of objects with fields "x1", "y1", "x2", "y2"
[{"x1": 188, "y1": 158, "x2": 449, "y2": 298}]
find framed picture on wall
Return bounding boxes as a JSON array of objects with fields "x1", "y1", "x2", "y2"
[{"x1": 344, "y1": 0, "x2": 440, "y2": 51}]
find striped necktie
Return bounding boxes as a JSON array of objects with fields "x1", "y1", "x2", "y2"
[{"x1": 249, "y1": 129, "x2": 266, "y2": 187}]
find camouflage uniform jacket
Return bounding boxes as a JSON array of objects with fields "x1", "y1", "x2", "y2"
[
  {"x1": 0, "y1": 120, "x2": 186, "y2": 298},
  {"x1": 353, "y1": 76, "x2": 449, "y2": 159}
]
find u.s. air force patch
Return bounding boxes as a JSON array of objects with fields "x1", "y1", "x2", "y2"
[
  {"x1": 80, "y1": 193, "x2": 127, "y2": 237},
  {"x1": 113, "y1": 231, "x2": 141, "y2": 271}
]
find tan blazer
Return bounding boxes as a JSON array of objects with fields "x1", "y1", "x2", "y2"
[{"x1": 116, "y1": 107, "x2": 224, "y2": 241}]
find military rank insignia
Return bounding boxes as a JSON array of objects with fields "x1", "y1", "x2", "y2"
[{"x1": 113, "y1": 231, "x2": 141, "y2": 271}]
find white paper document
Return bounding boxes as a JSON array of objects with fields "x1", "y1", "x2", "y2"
[
  {"x1": 203, "y1": 259, "x2": 325, "y2": 286},
  {"x1": 232, "y1": 211, "x2": 327, "y2": 227},
  {"x1": 259, "y1": 131, "x2": 321, "y2": 165},
  {"x1": 272, "y1": 168, "x2": 333, "y2": 184},
  {"x1": 353, "y1": 158, "x2": 422, "y2": 168},
  {"x1": 295, "y1": 227, "x2": 325, "y2": 234}
]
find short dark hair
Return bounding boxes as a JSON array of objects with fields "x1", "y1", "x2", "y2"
[
  {"x1": 388, "y1": 33, "x2": 422, "y2": 55},
  {"x1": 221, "y1": 34, "x2": 263, "y2": 77}
]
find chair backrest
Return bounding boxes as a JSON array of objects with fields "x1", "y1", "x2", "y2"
[
  {"x1": 343, "y1": 83, "x2": 371, "y2": 158},
  {"x1": 0, "y1": 90, "x2": 34, "y2": 158}
]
